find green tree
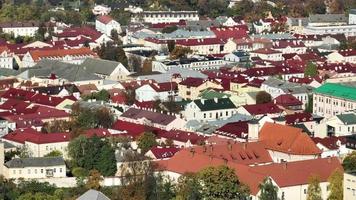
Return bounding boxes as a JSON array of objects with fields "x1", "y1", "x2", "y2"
[
  {"x1": 307, "y1": 175, "x2": 322, "y2": 200},
  {"x1": 304, "y1": 62, "x2": 318, "y2": 77},
  {"x1": 256, "y1": 91, "x2": 272, "y2": 104},
  {"x1": 96, "y1": 42, "x2": 128, "y2": 67},
  {"x1": 259, "y1": 177, "x2": 279, "y2": 200},
  {"x1": 167, "y1": 40, "x2": 176, "y2": 53},
  {"x1": 305, "y1": 95, "x2": 314, "y2": 113},
  {"x1": 137, "y1": 132, "x2": 158, "y2": 154},
  {"x1": 328, "y1": 169, "x2": 343, "y2": 200},
  {"x1": 44, "y1": 150, "x2": 62, "y2": 157},
  {"x1": 85, "y1": 170, "x2": 103, "y2": 190},
  {"x1": 175, "y1": 173, "x2": 202, "y2": 200},
  {"x1": 307, "y1": 0, "x2": 326, "y2": 14},
  {"x1": 162, "y1": 25, "x2": 178, "y2": 33},
  {"x1": 343, "y1": 152, "x2": 356, "y2": 172},
  {"x1": 170, "y1": 46, "x2": 192, "y2": 59},
  {"x1": 198, "y1": 165, "x2": 250, "y2": 200}
]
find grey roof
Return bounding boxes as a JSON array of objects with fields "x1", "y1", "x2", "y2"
[
  {"x1": 309, "y1": 14, "x2": 347, "y2": 23},
  {"x1": 252, "y1": 33, "x2": 295, "y2": 40},
  {"x1": 336, "y1": 113, "x2": 356, "y2": 125},
  {"x1": 350, "y1": 9, "x2": 356, "y2": 15},
  {"x1": 133, "y1": 29, "x2": 215, "y2": 40},
  {"x1": 263, "y1": 77, "x2": 313, "y2": 94},
  {"x1": 81, "y1": 58, "x2": 125, "y2": 76},
  {"x1": 19, "y1": 59, "x2": 102, "y2": 82},
  {"x1": 2, "y1": 141, "x2": 16, "y2": 149},
  {"x1": 137, "y1": 67, "x2": 207, "y2": 83},
  {"x1": 0, "y1": 68, "x2": 22, "y2": 77},
  {"x1": 5, "y1": 157, "x2": 65, "y2": 168},
  {"x1": 287, "y1": 17, "x2": 308, "y2": 26},
  {"x1": 121, "y1": 108, "x2": 176, "y2": 125},
  {"x1": 77, "y1": 189, "x2": 110, "y2": 200}
]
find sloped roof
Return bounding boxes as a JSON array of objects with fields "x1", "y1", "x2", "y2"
[
  {"x1": 314, "y1": 83, "x2": 356, "y2": 102},
  {"x1": 258, "y1": 122, "x2": 321, "y2": 155},
  {"x1": 5, "y1": 157, "x2": 65, "y2": 168},
  {"x1": 242, "y1": 102, "x2": 282, "y2": 115},
  {"x1": 81, "y1": 58, "x2": 128, "y2": 76},
  {"x1": 121, "y1": 108, "x2": 176, "y2": 126},
  {"x1": 29, "y1": 48, "x2": 96, "y2": 61},
  {"x1": 77, "y1": 189, "x2": 111, "y2": 200},
  {"x1": 97, "y1": 15, "x2": 114, "y2": 24},
  {"x1": 193, "y1": 98, "x2": 236, "y2": 111},
  {"x1": 274, "y1": 94, "x2": 303, "y2": 107},
  {"x1": 149, "y1": 147, "x2": 181, "y2": 159},
  {"x1": 336, "y1": 113, "x2": 356, "y2": 125}
]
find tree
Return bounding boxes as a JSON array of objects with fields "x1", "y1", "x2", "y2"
[
  {"x1": 307, "y1": 175, "x2": 322, "y2": 200},
  {"x1": 85, "y1": 170, "x2": 103, "y2": 190},
  {"x1": 95, "y1": 107, "x2": 115, "y2": 129},
  {"x1": 259, "y1": 177, "x2": 279, "y2": 200},
  {"x1": 72, "y1": 167, "x2": 88, "y2": 187},
  {"x1": 306, "y1": 0, "x2": 326, "y2": 14},
  {"x1": 96, "y1": 42, "x2": 128, "y2": 67},
  {"x1": 198, "y1": 165, "x2": 250, "y2": 200},
  {"x1": 326, "y1": 0, "x2": 344, "y2": 14},
  {"x1": 170, "y1": 46, "x2": 192, "y2": 59},
  {"x1": 162, "y1": 25, "x2": 178, "y2": 33},
  {"x1": 328, "y1": 169, "x2": 343, "y2": 200},
  {"x1": 304, "y1": 62, "x2": 318, "y2": 77},
  {"x1": 18, "y1": 144, "x2": 32, "y2": 158},
  {"x1": 175, "y1": 173, "x2": 202, "y2": 200},
  {"x1": 142, "y1": 58, "x2": 153, "y2": 74},
  {"x1": 167, "y1": 40, "x2": 176, "y2": 53},
  {"x1": 111, "y1": 29, "x2": 122, "y2": 45},
  {"x1": 305, "y1": 95, "x2": 313, "y2": 113},
  {"x1": 256, "y1": 91, "x2": 272, "y2": 104},
  {"x1": 128, "y1": 55, "x2": 142, "y2": 72},
  {"x1": 137, "y1": 132, "x2": 158, "y2": 154},
  {"x1": 44, "y1": 150, "x2": 62, "y2": 157},
  {"x1": 343, "y1": 152, "x2": 356, "y2": 172},
  {"x1": 68, "y1": 135, "x2": 117, "y2": 176}
]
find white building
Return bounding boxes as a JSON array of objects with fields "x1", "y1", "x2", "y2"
[
  {"x1": 3, "y1": 157, "x2": 66, "y2": 179},
  {"x1": 0, "y1": 22, "x2": 39, "y2": 37},
  {"x1": 327, "y1": 49, "x2": 356, "y2": 64},
  {"x1": 95, "y1": 15, "x2": 122, "y2": 36},
  {"x1": 349, "y1": 9, "x2": 356, "y2": 25},
  {"x1": 183, "y1": 98, "x2": 238, "y2": 122},
  {"x1": 313, "y1": 83, "x2": 356, "y2": 119},
  {"x1": 314, "y1": 112, "x2": 356, "y2": 138},
  {"x1": 250, "y1": 48, "x2": 283, "y2": 61},
  {"x1": 135, "y1": 82, "x2": 177, "y2": 102},
  {"x1": 303, "y1": 25, "x2": 356, "y2": 37},
  {"x1": 344, "y1": 171, "x2": 356, "y2": 200},
  {"x1": 131, "y1": 11, "x2": 199, "y2": 24},
  {"x1": 0, "y1": 46, "x2": 14, "y2": 69},
  {"x1": 92, "y1": 4, "x2": 111, "y2": 15}
]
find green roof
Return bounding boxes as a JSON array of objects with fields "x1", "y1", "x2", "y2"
[
  {"x1": 199, "y1": 89, "x2": 231, "y2": 100},
  {"x1": 314, "y1": 83, "x2": 356, "y2": 101},
  {"x1": 337, "y1": 113, "x2": 356, "y2": 125},
  {"x1": 193, "y1": 98, "x2": 236, "y2": 111}
]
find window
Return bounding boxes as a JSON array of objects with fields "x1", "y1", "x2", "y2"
[
  {"x1": 35, "y1": 169, "x2": 37, "y2": 174},
  {"x1": 304, "y1": 189, "x2": 306, "y2": 194},
  {"x1": 203, "y1": 113, "x2": 206, "y2": 119},
  {"x1": 28, "y1": 169, "x2": 30, "y2": 174},
  {"x1": 41, "y1": 169, "x2": 44, "y2": 173},
  {"x1": 54, "y1": 168, "x2": 56, "y2": 173},
  {"x1": 60, "y1": 168, "x2": 62, "y2": 173}
]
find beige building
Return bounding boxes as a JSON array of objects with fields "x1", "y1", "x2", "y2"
[
  {"x1": 178, "y1": 78, "x2": 223, "y2": 100},
  {"x1": 344, "y1": 171, "x2": 356, "y2": 200},
  {"x1": 3, "y1": 157, "x2": 66, "y2": 179}
]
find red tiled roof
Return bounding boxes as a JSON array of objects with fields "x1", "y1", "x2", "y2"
[
  {"x1": 242, "y1": 102, "x2": 282, "y2": 115},
  {"x1": 250, "y1": 157, "x2": 342, "y2": 187},
  {"x1": 259, "y1": 122, "x2": 321, "y2": 155},
  {"x1": 150, "y1": 20, "x2": 186, "y2": 29},
  {"x1": 148, "y1": 146, "x2": 181, "y2": 159},
  {"x1": 312, "y1": 136, "x2": 347, "y2": 150},
  {"x1": 272, "y1": 40, "x2": 305, "y2": 49},
  {"x1": 273, "y1": 94, "x2": 303, "y2": 107},
  {"x1": 284, "y1": 112, "x2": 314, "y2": 125},
  {"x1": 55, "y1": 26, "x2": 102, "y2": 40},
  {"x1": 179, "y1": 77, "x2": 205, "y2": 87},
  {"x1": 29, "y1": 47, "x2": 97, "y2": 61},
  {"x1": 338, "y1": 49, "x2": 356, "y2": 57},
  {"x1": 97, "y1": 15, "x2": 113, "y2": 24},
  {"x1": 215, "y1": 121, "x2": 248, "y2": 139},
  {"x1": 252, "y1": 48, "x2": 281, "y2": 54},
  {"x1": 156, "y1": 129, "x2": 207, "y2": 145},
  {"x1": 148, "y1": 82, "x2": 178, "y2": 92},
  {"x1": 210, "y1": 25, "x2": 248, "y2": 40}
]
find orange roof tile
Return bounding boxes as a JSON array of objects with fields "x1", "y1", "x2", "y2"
[
  {"x1": 258, "y1": 122, "x2": 321, "y2": 155},
  {"x1": 250, "y1": 157, "x2": 343, "y2": 187},
  {"x1": 29, "y1": 47, "x2": 97, "y2": 61}
]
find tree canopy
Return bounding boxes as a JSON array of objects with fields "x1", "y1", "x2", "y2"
[
  {"x1": 259, "y1": 177, "x2": 279, "y2": 200},
  {"x1": 343, "y1": 152, "x2": 356, "y2": 172},
  {"x1": 256, "y1": 91, "x2": 272, "y2": 104},
  {"x1": 304, "y1": 62, "x2": 318, "y2": 77},
  {"x1": 306, "y1": 175, "x2": 322, "y2": 200},
  {"x1": 137, "y1": 132, "x2": 158, "y2": 154},
  {"x1": 328, "y1": 169, "x2": 343, "y2": 200}
]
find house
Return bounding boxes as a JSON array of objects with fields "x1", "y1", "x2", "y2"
[
  {"x1": 131, "y1": 11, "x2": 199, "y2": 24},
  {"x1": 273, "y1": 94, "x2": 303, "y2": 111},
  {"x1": 145, "y1": 146, "x2": 181, "y2": 160},
  {"x1": 327, "y1": 49, "x2": 356, "y2": 64},
  {"x1": 183, "y1": 98, "x2": 238, "y2": 122},
  {"x1": 135, "y1": 82, "x2": 178, "y2": 102},
  {"x1": 224, "y1": 50, "x2": 250, "y2": 63},
  {"x1": 256, "y1": 122, "x2": 321, "y2": 162},
  {"x1": 0, "y1": 22, "x2": 39, "y2": 37},
  {"x1": 313, "y1": 83, "x2": 356, "y2": 119},
  {"x1": 272, "y1": 40, "x2": 307, "y2": 54},
  {"x1": 31, "y1": 84, "x2": 81, "y2": 99},
  {"x1": 315, "y1": 112, "x2": 356, "y2": 138},
  {"x1": 92, "y1": 4, "x2": 111, "y2": 15},
  {"x1": 119, "y1": 108, "x2": 186, "y2": 130},
  {"x1": 237, "y1": 102, "x2": 283, "y2": 118},
  {"x1": 178, "y1": 77, "x2": 223, "y2": 100},
  {"x1": 95, "y1": 15, "x2": 122, "y2": 36},
  {"x1": 261, "y1": 77, "x2": 313, "y2": 105},
  {"x1": 21, "y1": 48, "x2": 98, "y2": 68},
  {"x1": 0, "y1": 46, "x2": 14, "y2": 69},
  {"x1": 344, "y1": 171, "x2": 356, "y2": 200},
  {"x1": 2, "y1": 156, "x2": 66, "y2": 179},
  {"x1": 250, "y1": 48, "x2": 283, "y2": 61},
  {"x1": 312, "y1": 136, "x2": 349, "y2": 158},
  {"x1": 175, "y1": 38, "x2": 226, "y2": 55},
  {"x1": 225, "y1": 37, "x2": 272, "y2": 52},
  {"x1": 81, "y1": 58, "x2": 130, "y2": 81}
]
